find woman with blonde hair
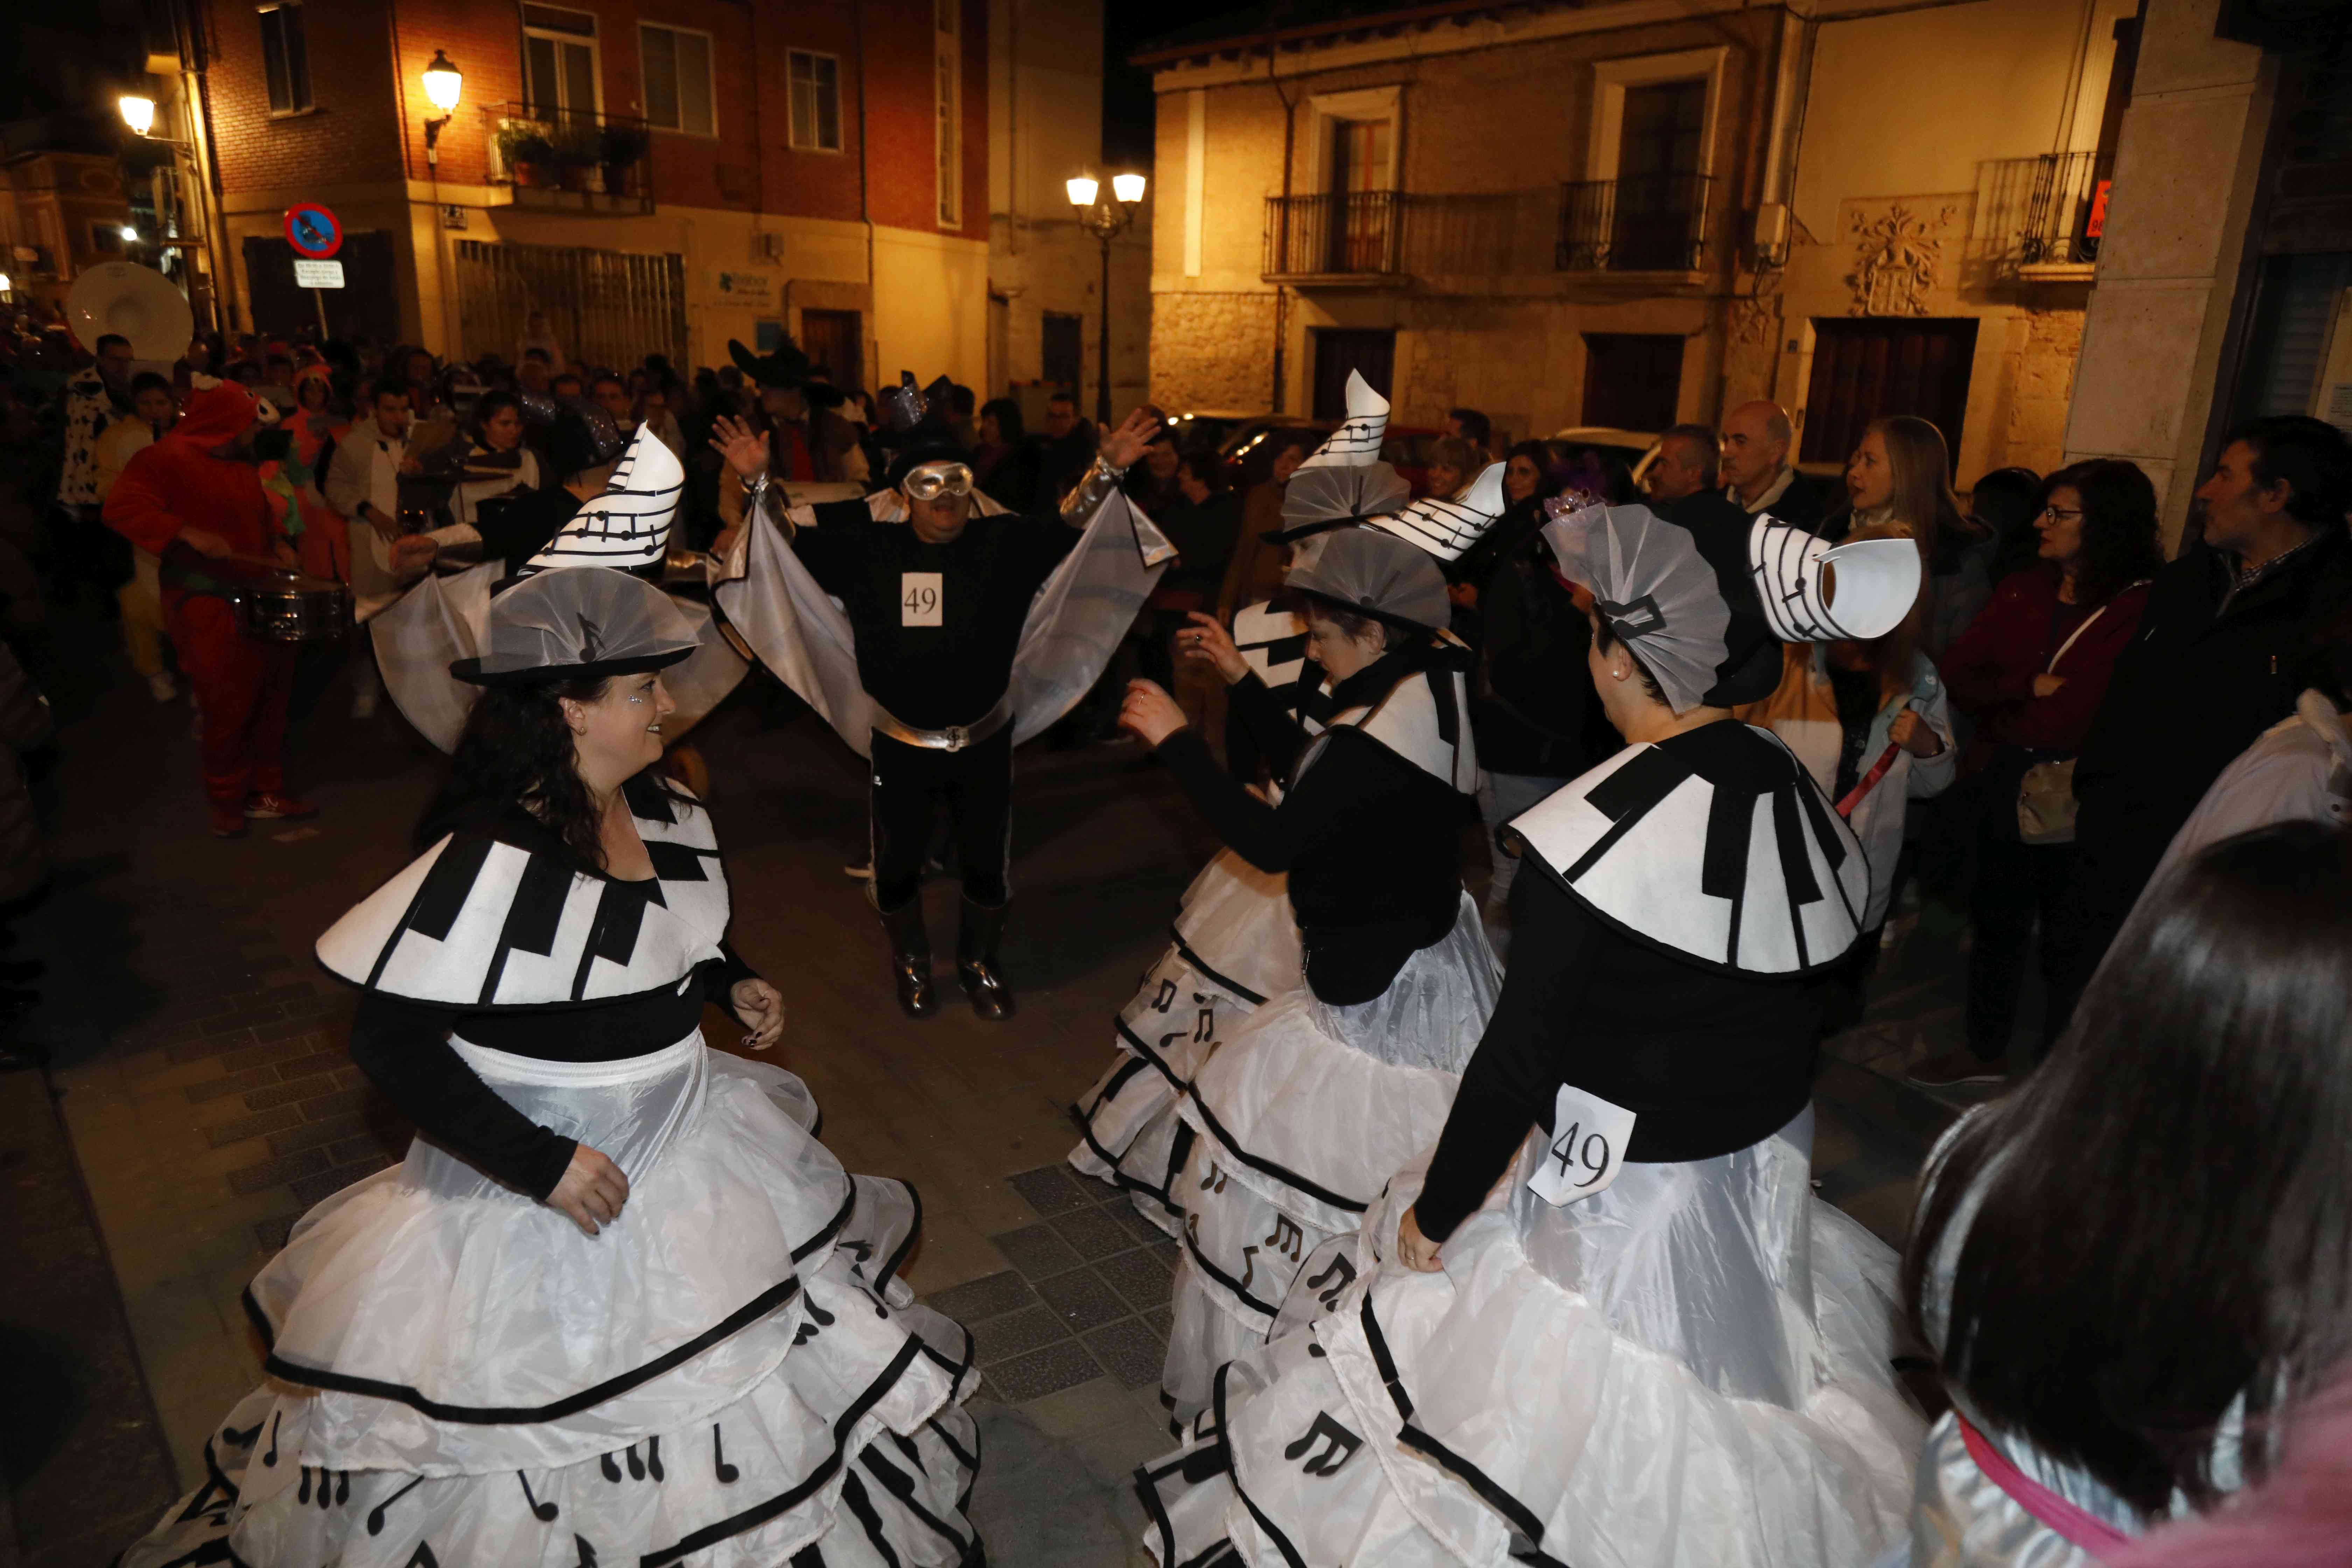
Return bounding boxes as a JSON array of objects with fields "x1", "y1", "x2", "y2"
[{"x1": 1832, "y1": 414, "x2": 1993, "y2": 657}]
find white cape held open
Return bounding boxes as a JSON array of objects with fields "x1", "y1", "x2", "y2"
[{"x1": 710, "y1": 487, "x2": 1174, "y2": 758}]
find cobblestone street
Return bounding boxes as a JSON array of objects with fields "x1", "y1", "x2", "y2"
[{"x1": 3, "y1": 620, "x2": 1981, "y2": 1565}]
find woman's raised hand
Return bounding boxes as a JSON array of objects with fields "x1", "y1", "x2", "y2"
[
  {"x1": 547, "y1": 1143, "x2": 631, "y2": 1237},
  {"x1": 1177, "y1": 610, "x2": 1249, "y2": 684},
  {"x1": 708, "y1": 414, "x2": 771, "y2": 482}
]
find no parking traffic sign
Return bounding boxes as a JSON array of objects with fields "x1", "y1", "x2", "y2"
[{"x1": 284, "y1": 204, "x2": 343, "y2": 259}]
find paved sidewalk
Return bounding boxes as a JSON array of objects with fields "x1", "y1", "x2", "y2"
[{"x1": 10, "y1": 628, "x2": 1972, "y2": 1563}]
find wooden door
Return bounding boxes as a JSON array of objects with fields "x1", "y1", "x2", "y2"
[
  {"x1": 1312, "y1": 329, "x2": 1394, "y2": 420},
  {"x1": 1799, "y1": 318, "x2": 1979, "y2": 472},
  {"x1": 799, "y1": 308, "x2": 863, "y2": 393}
]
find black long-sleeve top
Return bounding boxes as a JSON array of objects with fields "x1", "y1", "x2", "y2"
[
  {"x1": 347, "y1": 939, "x2": 756, "y2": 1203},
  {"x1": 789, "y1": 497, "x2": 1083, "y2": 728},
  {"x1": 1154, "y1": 650, "x2": 1471, "y2": 1006},
  {"x1": 1413, "y1": 870, "x2": 1824, "y2": 1242}
]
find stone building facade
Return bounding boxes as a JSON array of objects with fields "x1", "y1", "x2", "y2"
[
  {"x1": 1138, "y1": 0, "x2": 2139, "y2": 487},
  {"x1": 985, "y1": 0, "x2": 1151, "y2": 422}
]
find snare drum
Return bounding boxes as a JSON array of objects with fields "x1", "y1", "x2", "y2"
[{"x1": 234, "y1": 570, "x2": 354, "y2": 643}]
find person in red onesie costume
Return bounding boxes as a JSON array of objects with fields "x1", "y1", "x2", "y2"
[{"x1": 103, "y1": 379, "x2": 317, "y2": 839}]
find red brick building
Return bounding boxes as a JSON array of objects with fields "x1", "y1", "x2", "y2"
[{"x1": 172, "y1": 0, "x2": 993, "y2": 386}]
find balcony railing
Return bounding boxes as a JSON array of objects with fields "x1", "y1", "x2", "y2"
[
  {"x1": 1556, "y1": 175, "x2": 1713, "y2": 272},
  {"x1": 1263, "y1": 192, "x2": 1404, "y2": 279},
  {"x1": 2018, "y1": 150, "x2": 2104, "y2": 267},
  {"x1": 482, "y1": 103, "x2": 654, "y2": 215}
]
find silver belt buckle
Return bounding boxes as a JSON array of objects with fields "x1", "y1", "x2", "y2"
[{"x1": 942, "y1": 724, "x2": 971, "y2": 751}]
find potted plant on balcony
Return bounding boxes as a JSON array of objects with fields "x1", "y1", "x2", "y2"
[
  {"x1": 547, "y1": 122, "x2": 602, "y2": 193},
  {"x1": 496, "y1": 125, "x2": 556, "y2": 189},
  {"x1": 597, "y1": 123, "x2": 650, "y2": 201}
]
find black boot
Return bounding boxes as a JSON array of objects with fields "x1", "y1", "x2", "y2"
[
  {"x1": 957, "y1": 898, "x2": 1015, "y2": 1021},
  {"x1": 876, "y1": 896, "x2": 939, "y2": 1020}
]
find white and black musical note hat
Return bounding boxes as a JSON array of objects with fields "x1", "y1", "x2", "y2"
[
  {"x1": 450, "y1": 425, "x2": 701, "y2": 686},
  {"x1": 1542, "y1": 499, "x2": 1905, "y2": 714},
  {"x1": 1365, "y1": 459, "x2": 1508, "y2": 564},
  {"x1": 1746, "y1": 516, "x2": 1922, "y2": 643},
  {"x1": 1297, "y1": 370, "x2": 1390, "y2": 471}
]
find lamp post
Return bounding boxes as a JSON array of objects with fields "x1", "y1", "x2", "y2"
[
  {"x1": 421, "y1": 51, "x2": 463, "y2": 167},
  {"x1": 119, "y1": 91, "x2": 223, "y2": 333},
  {"x1": 1066, "y1": 170, "x2": 1145, "y2": 428}
]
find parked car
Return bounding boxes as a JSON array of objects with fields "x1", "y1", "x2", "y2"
[{"x1": 1549, "y1": 426, "x2": 1663, "y2": 494}]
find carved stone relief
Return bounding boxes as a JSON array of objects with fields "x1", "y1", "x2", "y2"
[{"x1": 1843, "y1": 200, "x2": 1967, "y2": 316}]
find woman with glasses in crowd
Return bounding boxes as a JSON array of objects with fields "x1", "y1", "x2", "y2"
[{"x1": 1910, "y1": 460, "x2": 2161, "y2": 1087}]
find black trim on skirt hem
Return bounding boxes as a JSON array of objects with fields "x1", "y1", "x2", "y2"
[{"x1": 246, "y1": 1184, "x2": 856, "y2": 1424}]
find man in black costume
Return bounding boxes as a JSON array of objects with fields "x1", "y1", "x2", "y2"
[{"x1": 712, "y1": 385, "x2": 1162, "y2": 1022}]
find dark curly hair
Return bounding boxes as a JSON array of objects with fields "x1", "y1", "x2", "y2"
[
  {"x1": 415, "y1": 677, "x2": 687, "y2": 869},
  {"x1": 2043, "y1": 459, "x2": 2163, "y2": 608}
]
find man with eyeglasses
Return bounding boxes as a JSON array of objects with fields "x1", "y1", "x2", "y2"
[{"x1": 712, "y1": 395, "x2": 1163, "y2": 1023}]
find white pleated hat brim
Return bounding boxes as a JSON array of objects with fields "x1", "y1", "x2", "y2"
[
  {"x1": 1296, "y1": 370, "x2": 1390, "y2": 471},
  {"x1": 1748, "y1": 518, "x2": 1921, "y2": 642}
]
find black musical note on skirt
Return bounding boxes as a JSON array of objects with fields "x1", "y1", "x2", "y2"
[
  {"x1": 1283, "y1": 1412, "x2": 1363, "y2": 1477},
  {"x1": 367, "y1": 1476, "x2": 424, "y2": 1536},
  {"x1": 1306, "y1": 1253, "x2": 1356, "y2": 1310},
  {"x1": 713, "y1": 1423, "x2": 740, "y2": 1484},
  {"x1": 518, "y1": 1472, "x2": 558, "y2": 1521}
]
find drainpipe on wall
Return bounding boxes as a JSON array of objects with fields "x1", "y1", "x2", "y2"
[
  {"x1": 1268, "y1": 49, "x2": 1298, "y2": 415},
  {"x1": 178, "y1": 0, "x2": 234, "y2": 335},
  {"x1": 857, "y1": 0, "x2": 877, "y2": 380}
]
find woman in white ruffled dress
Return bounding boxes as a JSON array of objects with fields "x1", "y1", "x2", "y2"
[
  {"x1": 1066, "y1": 597, "x2": 1319, "y2": 1236},
  {"x1": 1136, "y1": 502, "x2": 1932, "y2": 1567},
  {"x1": 120, "y1": 464, "x2": 981, "y2": 1568},
  {"x1": 1116, "y1": 503, "x2": 1503, "y2": 1425}
]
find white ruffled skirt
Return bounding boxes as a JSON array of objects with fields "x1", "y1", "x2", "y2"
[
  {"x1": 1141, "y1": 1106, "x2": 1924, "y2": 1567},
  {"x1": 1067, "y1": 850, "x2": 1303, "y2": 1235},
  {"x1": 121, "y1": 1032, "x2": 982, "y2": 1568},
  {"x1": 1158, "y1": 892, "x2": 1498, "y2": 1422}
]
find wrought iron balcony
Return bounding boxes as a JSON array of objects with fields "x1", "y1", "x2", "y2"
[
  {"x1": 1556, "y1": 175, "x2": 1713, "y2": 272},
  {"x1": 482, "y1": 103, "x2": 654, "y2": 215},
  {"x1": 1263, "y1": 191, "x2": 1403, "y2": 280},
  {"x1": 2018, "y1": 150, "x2": 2104, "y2": 267}
]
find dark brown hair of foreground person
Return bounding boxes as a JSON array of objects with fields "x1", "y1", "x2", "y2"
[{"x1": 1904, "y1": 820, "x2": 2352, "y2": 1514}]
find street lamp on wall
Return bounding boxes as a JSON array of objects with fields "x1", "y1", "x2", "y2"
[
  {"x1": 119, "y1": 96, "x2": 158, "y2": 137},
  {"x1": 421, "y1": 50, "x2": 463, "y2": 168},
  {"x1": 1068, "y1": 169, "x2": 1146, "y2": 428}
]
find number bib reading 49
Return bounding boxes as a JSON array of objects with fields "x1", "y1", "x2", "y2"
[
  {"x1": 1526, "y1": 1082, "x2": 1637, "y2": 1207},
  {"x1": 901, "y1": 572, "x2": 943, "y2": 627}
]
